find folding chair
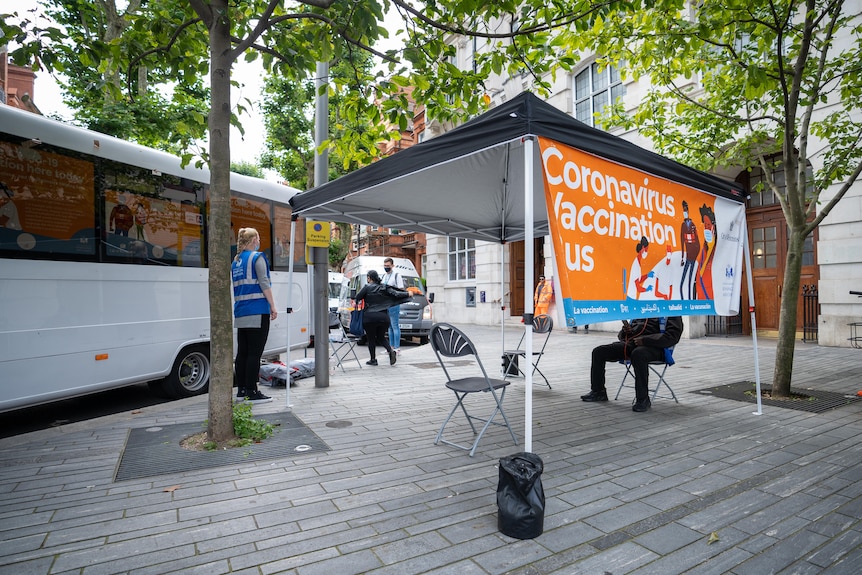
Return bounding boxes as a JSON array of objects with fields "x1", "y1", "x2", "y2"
[
  {"x1": 329, "y1": 312, "x2": 363, "y2": 372},
  {"x1": 502, "y1": 314, "x2": 554, "y2": 389},
  {"x1": 614, "y1": 318, "x2": 678, "y2": 403},
  {"x1": 430, "y1": 323, "x2": 518, "y2": 457}
]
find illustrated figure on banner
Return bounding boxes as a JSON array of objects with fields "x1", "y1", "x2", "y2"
[
  {"x1": 634, "y1": 244, "x2": 678, "y2": 301},
  {"x1": 133, "y1": 199, "x2": 149, "y2": 242},
  {"x1": 626, "y1": 236, "x2": 651, "y2": 299},
  {"x1": 0, "y1": 181, "x2": 22, "y2": 230},
  {"x1": 679, "y1": 200, "x2": 700, "y2": 299},
  {"x1": 696, "y1": 203, "x2": 717, "y2": 300},
  {"x1": 109, "y1": 193, "x2": 134, "y2": 237}
]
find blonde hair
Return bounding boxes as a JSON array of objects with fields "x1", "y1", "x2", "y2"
[{"x1": 234, "y1": 227, "x2": 259, "y2": 262}]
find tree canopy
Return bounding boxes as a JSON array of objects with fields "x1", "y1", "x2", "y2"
[
  {"x1": 586, "y1": 0, "x2": 862, "y2": 394},
  {"x1": 2, "y1": 0, "x2": 626, "y2": 441}
]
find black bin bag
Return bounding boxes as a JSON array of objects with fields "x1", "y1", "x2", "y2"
[
  {"x1": 497, "y1": 452, "x2": 545, "y2": 539},
  {"x1": 502, "y1": 353, "x2": 519, "y2": 376}
]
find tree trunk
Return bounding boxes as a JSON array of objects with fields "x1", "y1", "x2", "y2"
[
  {"x1": 771, "y1": 228, "x2": 806, "y2": 398},
  {"x1": 205, "y1": 0, "x2": 236, "y2": 443}
]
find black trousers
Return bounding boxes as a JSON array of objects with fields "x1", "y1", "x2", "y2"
[
  {"x1": 591, "y1": 341, "x2": 665, "y2": 400},
  {"x1": 363, "y1": 310, "x2": 392, "y2": 360},
  {"x1": 235, "y1": 315, "x2": 270, "y2": 392}
]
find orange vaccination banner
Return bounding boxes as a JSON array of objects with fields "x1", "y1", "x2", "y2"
[{"x1": 538, "y1": 137, "x2": 746, "y2": 326}]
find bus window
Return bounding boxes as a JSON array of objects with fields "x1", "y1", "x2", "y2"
[
  {"x1": 229, "y1": 193, "x2": 272, "y2": 261},
  {"x1": 0, "y1": 139, "x2": 97, "y2": 258},
  {"x1": 272, "y1": 203, "x2": 307, "y2": 271},
  {"x1": 102, "y1": 165, "x2": 205, "y2": 267}
]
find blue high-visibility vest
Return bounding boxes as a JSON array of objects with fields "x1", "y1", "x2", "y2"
[{"x1": 232, "y1": 251, "x2": 270, "y2": 317}]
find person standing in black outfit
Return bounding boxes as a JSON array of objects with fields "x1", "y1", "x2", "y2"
[
  {"x1": 581, "y1": 316, "x2": 683, "y2": 412},
  {"x1": 354, "y1": 270, "x2": 403, "y2": 366}
]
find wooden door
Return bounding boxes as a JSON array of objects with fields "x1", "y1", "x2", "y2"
[
  {"x1": 742, "y1": 208, "x2": 818, "y2": 335},
  {"x1": 509, "y1": 239, "x2": 544, "y2": 318},
  {"x1": 510, "y1": 241, "x2": 526, "y2": 317}
]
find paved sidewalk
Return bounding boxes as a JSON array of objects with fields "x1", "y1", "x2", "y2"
[{"x1": 2, "y1": 323, "x2": 862, "y2": 574}]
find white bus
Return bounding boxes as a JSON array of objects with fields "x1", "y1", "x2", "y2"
[{"x1": 0, "y1": 106, "x2": 311, "y2": 412}]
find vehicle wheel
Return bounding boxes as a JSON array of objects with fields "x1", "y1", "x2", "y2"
[
  {"x1": 159, "y1": 344, "x2": 211, "y2": 399},
  {"x1": 419, "y1": 335, "x2": 429, "y2": 345}
]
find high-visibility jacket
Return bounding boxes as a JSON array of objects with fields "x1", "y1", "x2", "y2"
[
  {"x1": 232, "y1": 251, "x2": 270, "y2": 317},
  {"x1": 534, "y1": 279, "x2": 553, "y2": 316}
]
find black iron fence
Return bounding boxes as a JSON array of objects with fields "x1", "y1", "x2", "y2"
[
  {"x1": 802, "y1": 284, "x2": 819, "y2": 342},
  {"x1": 705, "y1": 314, "x2": 743, "y2": 336}
]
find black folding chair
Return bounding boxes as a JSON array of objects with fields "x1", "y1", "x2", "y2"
[
  {"x1": 502, "y1": 314, "x2": 554, "y2": 389},
  {"x1": 329, "y1": 312, "x2": 362, "y2": 372},
  {"x1": 430, "y1": 323, "x2": 518, "y2": 457}
]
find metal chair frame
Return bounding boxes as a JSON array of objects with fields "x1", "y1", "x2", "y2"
[
  {"x1": 329, "y1": 314, "x2": 363, "y2": 372},
  {"x1": 430, "y1": 323, "x2": 518, "y2": 457},
  {"x1": 614, "y1": 356, "x2": 678, "y2": 403},
  {"x1": 502, "y1": 314, "x2": 553, "y2": 389}
]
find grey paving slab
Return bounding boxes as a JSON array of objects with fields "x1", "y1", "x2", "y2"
[{"x1": 1, "y1": 323, "x2": 862, "y2": 574}]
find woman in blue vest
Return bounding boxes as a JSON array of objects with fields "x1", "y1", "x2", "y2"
[{"x1": 232, "y1": 227, "x2": 277, "y2": 402}]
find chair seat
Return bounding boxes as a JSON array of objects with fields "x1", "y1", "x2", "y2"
[
  {"x1": 503, "y1": 349, "x2": 541, "y2": 357},
  {"x1": 446, "y1": 376, "x2": 510, "y2": 394}
]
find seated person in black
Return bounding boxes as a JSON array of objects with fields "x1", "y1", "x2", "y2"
[{"x1": 581, "y1": 316, "x2": 683, "y2": 412}]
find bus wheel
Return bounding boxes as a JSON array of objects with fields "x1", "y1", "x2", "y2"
[{"x1": 160, "y1": 344, "x2": 211, "y2": 398}]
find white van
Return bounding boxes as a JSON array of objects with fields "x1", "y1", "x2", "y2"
[
  {"x1": 328, "y1": 271, "x2": 344, "y2": 312},
  {"x1": 338, "y1": 256, "x2": 433, "y2": 344}
]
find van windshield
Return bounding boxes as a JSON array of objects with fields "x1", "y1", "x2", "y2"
[{"x1": 403, "y1": 276, "x2": 425, "y2": 295}]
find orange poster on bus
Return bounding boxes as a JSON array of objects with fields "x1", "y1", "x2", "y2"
[{"x1": 538, "y1": 137, "x2": 746, "y2": 326}]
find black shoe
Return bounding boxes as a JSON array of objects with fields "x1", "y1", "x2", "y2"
[
  {"x1": 246, "y1": 390, "x2": 273, "y2": 403},
  {"x1": 581, "y1": 390, "x2": 608, "y2": 402},
  {"x1": 389, "y1": 350, "x2": 397, "y2": 365},
  {"x1": 366, "y1": 359, "x2": 378, "y2": 366},
  {"x1": 236, "y1": 388, "x2": 247, "y2": 398},
  {"x1": 632, "y1": 397, "x2": 651, "y2": 412}
]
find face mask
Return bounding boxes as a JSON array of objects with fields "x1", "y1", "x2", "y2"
[
  {"x1": 704, "y1": 230, "x2": 714, "y2": 243},
  {"x1": 384, "y1": 267, "x2": 392, "y2": 272}
]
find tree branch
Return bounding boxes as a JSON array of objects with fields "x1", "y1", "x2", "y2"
[{"x1": 125, "y1": 17, "x2": 203, "y2": 101}]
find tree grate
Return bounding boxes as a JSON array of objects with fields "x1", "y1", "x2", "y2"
[
  {"x1": 114, "y1": 411, "x2": 329, "y2": 482},
  {"x1": 692, "y1": 381, "x2": 862, "y2": 413}
]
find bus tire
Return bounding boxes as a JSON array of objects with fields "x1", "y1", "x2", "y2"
[{"x1": 160, "y1": 344, "x2": 211, "y2": 399}]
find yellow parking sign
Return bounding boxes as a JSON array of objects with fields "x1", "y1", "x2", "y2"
[{"x1": 306, "y1": 220, "x2": 330, "y2": 247}]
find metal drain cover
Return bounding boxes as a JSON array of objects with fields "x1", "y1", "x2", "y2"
[{"x1": 325, "y1": 420, "x2": 353, "y2": 428}]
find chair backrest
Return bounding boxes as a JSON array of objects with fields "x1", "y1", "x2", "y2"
[
  {"x1": 430, "y1": 323, "x2": 493, "y2": 382},
  {"x1": 512, "y1": 314, "x2": 554, "y2": 352},
  {"x1": 533, "y1": 314, "x2": 553, "y2": 334},
  {"x1": 659, "y1": 317, "x2": 675, "y2": 365}
]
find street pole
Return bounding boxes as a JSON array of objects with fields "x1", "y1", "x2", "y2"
[{"x1": 313, "y1": 60, "x2": 330, "y2": 387}]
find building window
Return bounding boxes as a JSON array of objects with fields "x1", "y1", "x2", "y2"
[
  {"x1": 746, "y1": 155, "x2": 815, "y2": 209},
  {"x1": 448, "y1": 237, "x2": 475, "y2": 280},
  {"x1": 747, "y1": 158, "x2": 782, "y2": 208},
  {"x1": 574, "y1": 62, "x2": 625, "y2": 126}
]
